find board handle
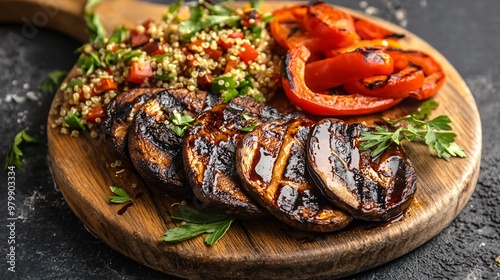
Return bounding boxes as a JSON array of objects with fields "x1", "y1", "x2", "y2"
[{"x1": 0, "y1": 0, "x2": 88, "y2": 41}]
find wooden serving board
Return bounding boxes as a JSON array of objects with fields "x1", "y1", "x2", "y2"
[{"x1": 1, "y1": 0, "x2": 482, "y2": 279}]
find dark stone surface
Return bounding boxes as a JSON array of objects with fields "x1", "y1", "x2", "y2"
[{"x1": 0, "y1": 0, "x2": 498, "y2": 279}]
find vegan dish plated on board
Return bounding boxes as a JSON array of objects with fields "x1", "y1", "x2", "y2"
[{"x1": 49, "y1": 0, "x2": 465, "y2": 246}]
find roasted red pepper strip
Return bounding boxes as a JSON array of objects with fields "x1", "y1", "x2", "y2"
[
  {"x1": 325, "y1": 39, "x2": 402, "y2": 57},
  {"x1": 353, "y1": 18, "x2": 405, "y2": 40},
  {"x1": 282, "y1": 45, "x2": 402, "y2": 116},
  {"x1": 345, "y1": 48, "x2": 445, "y2": 100},
  {"x1": 304, "y1": 1, "x2": 360, "y2": 48},
  {"x1": 343, "y1": 65, "x2": 425, "y2": 99},
  {"x1": 305, "y1": 47, "x2": 395, "y2": 90},
  {"x1": 270, "y1": 4, "x2": 324, "y2": 52},
  {"x1": 385, "y1": 48, "x2": 446, "y2": 100}
]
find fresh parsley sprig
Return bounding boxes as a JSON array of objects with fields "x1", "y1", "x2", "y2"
[
  {"x1": 240, "y1": 113, "x2": 259, "y2": 132},
  {"x1": 108, "y1": 186, "x2": 133, "y2": 204},
  {"x1": 162, "y1": 206, "x2": 235, "y2": 246},
  {"x1": 3, "y1": 128, "x2": 40, "y2": 170},
  {"x1": 170, "y1": 111, "x2": 195, "y2": 137},
  {"x1": 39, "y1": 70, "x2": 67, "y2": 93},
  {"x1": 85, "y1": 0, "x2": 106, "y2": 44},
  {"x1": 359, "y1": 100, "x2": 466, "y2": 161}
]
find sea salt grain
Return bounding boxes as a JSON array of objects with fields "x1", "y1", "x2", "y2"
[{"x1": 26, "y1": 91, "x2": 39, "y2": 101}]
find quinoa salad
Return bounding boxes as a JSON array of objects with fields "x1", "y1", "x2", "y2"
[{"x1": 51, "y1": 0, "x2": 282, "y2": 138}]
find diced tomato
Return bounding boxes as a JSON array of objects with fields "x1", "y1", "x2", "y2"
[
  {"x1": 142, "y1": 41, "x2": 165, "y2": 56},
  {"x1": 218, "y1": 31, "x2": 244, "y2": 50},
  {"x1": 188, "y1": 40, "x2": 223, "y2": 60},
  {"x1": 241, "y1": 9, "x2": 262, "y2": 28},
  {"x1": 86, "y1": 104, "x2": 106, "y2": 123},
  {"x1": 197, "y1": 72, "x2": 213, "y2": 89},
  {"x1": 239, "y1": 42, "x2": 258, "y2": 64},
  {"x1": 224, "y1": 59, "x2": 240, "y2": 73},
  {"x1": 93, "y1": 78, "x2": 117, "y2": 95},
  {"x1": 130, "y1": 29, "x2": 150, "y2": 48},
  {"x1": 128, "y1": 61, "x2": 153, "y2": 84}
]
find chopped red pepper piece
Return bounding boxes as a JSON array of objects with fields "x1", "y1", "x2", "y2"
[
  {"x1": 93, "y1": 78, "x2": 117, "y2": 95},
  {"x1": 218, "y1": 31, "x2": 244, "y2": 50},
  {"x1": 282, "y1": 45, "x2": 402, "y2": 116},
  {"x1": 86, "y1": 104, "x2": 106, "y2": 123},
  {"x1": 239, "y1": 42, "x2": 258, "y2": 64},
  {"x1": 188, "y1": 39, "x2": 223, "y2": 60},
  {"x1": 130, "y1": 30, "x2": 150, "y2": 48},
  {"x1": 128, "y1": 61, "x2": 153, "y2": 84}
]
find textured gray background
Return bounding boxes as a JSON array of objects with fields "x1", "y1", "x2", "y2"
[{"x1": 0, "y1": 0, "x2": 498, "y2": 279}]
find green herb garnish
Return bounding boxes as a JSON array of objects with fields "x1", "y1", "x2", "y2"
[
  {"x1": 39, "y1": 70, "x2": 67, "y2": 93},
  {"x1": 108, "y1": 186, "x2": 133, "y2": 204},
  {"x1": 240, "y1": 113, "x2": 259, "y2": 132},
  {"x1": 3, "y1": 128, "x2": 40, "y2": 170},
  {"x1": 64, "y1": 113, "x2": 88, "y2": 131},
  {"x1": 178, "y1": 1, "x2": 240, "y2": 40},
  {"x1": 359, "y1": 100, "x2": 466, "y2": 161},
  {"x1": 107, "y1": 26, "x2": 129, "y2": 44},
  {"x1": 164, "y1": 0, "x2": 183, "y2": 20},
  {"x1": 62, "y1": 79, "x2": 84, "y2": 91},
  {"x1": 76, "y1": 50, "x2": 102, "y2": 76},
  {"x1": 170, "y1": 111, "x2": 195, "y2": 137},
  {"x1": 162, "y1": 206, "x2": 235, "y2": 246},
  {"x1": 85, "y1": 0, "x2": 106, "y2": 44}
]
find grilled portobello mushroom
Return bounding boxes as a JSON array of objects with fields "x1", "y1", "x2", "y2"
[
  {"x1": 182, "y1": 96, "x2": 282, "y2": 219},
  {"x1": 128, "y1": 89, "x2": 218, "y2": 198},
  {"x1": 101, "y1": 88, "x2": 163, "y2": 161},
  {"x1": 236, "y1": 118, "x2": 353, "y2": 232},
  {"x1": 307, "y1": 118, "x2": 417, "y2": 221}
]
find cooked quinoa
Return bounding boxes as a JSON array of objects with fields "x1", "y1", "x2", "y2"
[{"x1": 51, "y1": 0, "x2": 282, "y2": 137}]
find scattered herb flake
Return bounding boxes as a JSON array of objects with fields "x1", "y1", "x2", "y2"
[
  {"x1": 108, "y1": 186, "x2": 133, "y2": 204},
  {"x1": 162, "y1": 206, "x2": 235, "y2": 246},
  {"x1": 64, "y1": 113, "x2": 88, "y2": 131},
  {"x1": 3, "y1": 128, "x2": 40, "y2": 170},
  {"x1": 170, "y1": 111, "x2": 195, "y2": 137},
  {"x1": 39, "y1": 70, "x2": 67, "y2": 93}
]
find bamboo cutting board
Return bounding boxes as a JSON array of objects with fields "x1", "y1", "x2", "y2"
[{"x1": 0, "y1": 0, "x2": 482, "y2": 279}]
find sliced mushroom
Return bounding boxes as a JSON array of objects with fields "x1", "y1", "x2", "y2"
[
  {"x1": 101, "y1": 88, "x2": 163, "y2": 161},
  {"x1": 128, "y1": 89, "x2": 217, "y2": 198},
  {"x1": 182, "y1": 96, "x2": 282, "y2": 219},
  {"x1": 236, "y1": 118, "x2": 353, "y2": 232},
  {"x1": 307, "y1": 118, "x2": 417, "y2": 221}
]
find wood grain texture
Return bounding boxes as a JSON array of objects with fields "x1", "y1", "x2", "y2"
[{"x1": 4, "y1": 0, "x2": 482, "y2": 279}]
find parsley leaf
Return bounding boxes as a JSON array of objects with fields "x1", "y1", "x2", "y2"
[
  {"x1": 39, "y1": 70, "x2": 67, "y2": 93},
  {"x1": 170, "y1": 111, "x2": 195, "y2": 137},
  {"x1": 108, "y1": 186, "x2": 133, "y2": 204},
  {"x1": 3, "y1": 128, "x2": 40, "y2": 170},
  {"x1": 162, "y1": 206, "x2": 235, "y2": 246},
  {"x1": 359, "y1": 100, "x2": 466, "y2": 161},
  {"x1": 64, "y1": 113, "x2": 88, "y2": 131},
  {"x1": 164, "y1": 0, "x2": 184, "y2": 20},
  {"x1": 84, "y1": 0, "x2": 106, "y2": 44}
]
